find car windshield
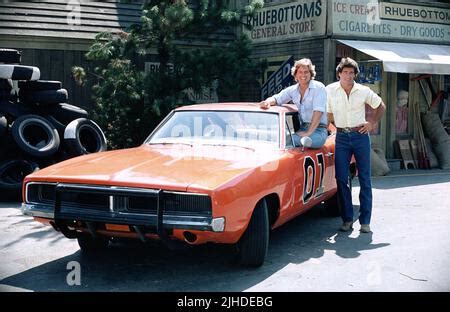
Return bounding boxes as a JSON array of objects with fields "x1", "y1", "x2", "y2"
[{"x1": 146, "y1": 110, "x2": 279, "y2": 148}]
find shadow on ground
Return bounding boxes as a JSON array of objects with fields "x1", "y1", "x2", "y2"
[{"x1": 1, "y1": 205, "x2": 389, "y2": 292}]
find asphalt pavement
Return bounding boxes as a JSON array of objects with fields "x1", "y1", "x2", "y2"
[{"x1": 0, "y1": 169, "x2": 449, "y2": 292}]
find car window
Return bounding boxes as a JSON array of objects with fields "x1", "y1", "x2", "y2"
[
  {"x1": 285, "y1": 121, "x2": 294, "y2": 148},
  {"x1": 147, "y1": 110, "x2": 280, "y2": 148},
  {"x1": 286, "y1": 113, "x2": 300, "y2": 133}
]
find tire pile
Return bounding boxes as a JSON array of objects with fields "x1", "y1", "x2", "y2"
[{"x1": 0, "y1": 48, "x2": 107, "y2": 200}]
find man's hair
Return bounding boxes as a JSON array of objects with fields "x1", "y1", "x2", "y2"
[
  {"x1": 291, "y1": 58, "x2": 316, "y2": 80},
  {"x1": 336, "y1": 57, "x2": 360, "y2": 77}
]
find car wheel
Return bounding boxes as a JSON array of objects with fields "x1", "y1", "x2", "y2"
[
  {"x1": 234, "y1": 199, "x2": 269, "y2": 267},
  {"x1": 77, "y1": 234, "x2": 109, "y2": 254}
]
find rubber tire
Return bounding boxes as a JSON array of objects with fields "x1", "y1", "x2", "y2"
[
  {"x1": 0, "y1": 100, "x2": 34, "y2": 118},
  {"x1": 77, "y1": 234, "x2": 109, "y2": 254},
  {"x1": 0, "y1": 90, "x2": 15, "y2": 101},
  {"x1": 0, "y1": 113, "x2": 7, "y2": 139},
  {"x1": 11, "y1": 114, "x2": 60, "y2": 157},
  {"x1": 19, "y1": 88, "x2": 68, "y2": 105},
  {"x1": 18, "y1": 80, "x2": 62, "y2": 91},
  {"x1": 49, "y1": 103, "x2": 88, "y2": 125},
  {"x1": 45, "y1": 115, "x2": 66, "y2": 135},
  {"x1": 64, "y1": 118, "x2": 107, "y2": 156},
  {"x1": 0, "y1": 64, "x2": 40, "y2": 80},
  {"x1": 0, "y1": 160, "x2": 39, "y2": 200},
  {"x1": 0, "y1": 79, "x2": 13, "y2": 91},
  {"x1": 0, "y1": 49, "x2": 21, "y2": 64},
  {"x1": 234, "y1": 199, "x2": 269, "y2": 267}
]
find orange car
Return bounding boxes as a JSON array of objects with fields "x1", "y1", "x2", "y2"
[{"x1": 22, "y1": 103, "x2": 352, "y2": 267}]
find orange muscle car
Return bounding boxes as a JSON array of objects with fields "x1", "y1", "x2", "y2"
[{"x1": 22, "y1": 103, "x2": 349, "y2": 267}]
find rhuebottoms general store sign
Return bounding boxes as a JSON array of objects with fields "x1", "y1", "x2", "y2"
[
  {"x1": 243, "y1": 0, "x2": 326, "y2": 43},
  {"x1": 244, "y1": 0, "x2": 450, "y2": 44}
]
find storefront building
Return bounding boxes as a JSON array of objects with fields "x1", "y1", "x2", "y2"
[{"x1": 242, "y1": 0, "x2": 450, "y2": 164}]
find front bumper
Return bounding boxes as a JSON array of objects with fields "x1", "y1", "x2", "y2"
[
  {"x1": 23, "y1": 183, "x2": 226, "y2": 247},
  {"x1": 22, "y1": 202, "x2": 215, "y2": 231}
]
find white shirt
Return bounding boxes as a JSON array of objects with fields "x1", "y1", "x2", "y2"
[
  {"x1": 272, "y1": 80, "x2": 328, "y2": 125},
  {"x1": 326, "y1": 81, "x2": 382, "y2": 128}
]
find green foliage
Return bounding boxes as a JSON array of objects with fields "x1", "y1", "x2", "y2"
[{"x1": 82, "y1": 0, "x2": 263, "y2": 149}]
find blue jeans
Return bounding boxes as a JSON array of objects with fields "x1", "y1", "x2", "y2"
[
  {"x1": 335, "y1": 131, "x2": 372, "y2": 225},
  {"x1": 293, "y1": 127, "x2": 328, "y2": 148}
]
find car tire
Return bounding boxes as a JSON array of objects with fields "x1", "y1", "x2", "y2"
[
  {"x1": 64, "y1": 118, "x2": 107, "y2": 156},
  {"x1": 77, "y1": 233, "x2": 109, "y2": 254},
  {"x1": 49, "y1": 103, "x2": 88, "y2": 125},
  {"x1": 0, "y1": 78, "x2": 13, "y2": 91},
  {"x1": 45, "y1": 115, "x2": 66, "y2": 136},
  {"x1": 0, "y1": 64, "x2": 40, "y2": 80},
  {"x1": 0, "y1": 160, "x2": 39, "y2": 200},
  {"x1": 234, "y1": 199, "x2": 269, "y2": 267},
  {"x1": 19, "y1": 88, "x2": 68, "y2": 104},
  {"x1": 0, "y1": 49, "x2": 21, "y2": 64},
  {"x1": 11, "y1": 114, "x2": 60, "y2": 157},
  {"x1": 0, "y1": 100, "x2": 33, "y2": 118},
  {"x1": 18, "y1": 80, "x2": 62, "y2": 91},
  {"x1": 0, "y1": 113, "x2": 7, "y2": 139},
  {"x1": 0, "y1": 89, "x2": 15, "y2": 101}
]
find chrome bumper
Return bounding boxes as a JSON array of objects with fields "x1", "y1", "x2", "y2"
[{"x1": 22, "y1": 203, "x2": 220, "y2": 232}]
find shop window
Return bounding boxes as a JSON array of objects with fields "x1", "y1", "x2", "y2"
[
  {"x1": 358, "y1": 60, "x2": 382, "y2": 135},
  {"x1": 396, "y1": 73, "x2": 409, "y2": 135}
]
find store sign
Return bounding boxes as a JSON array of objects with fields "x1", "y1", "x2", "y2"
[
  {"x1": 331, "y1": 0, "x2": 450, "y2": 43},
  {"x1": 260, "y1": 56, "x2": 294, "y2": 100},
  {"x1": 243, "y1": 0, "x2": 326, "y2": 43}
]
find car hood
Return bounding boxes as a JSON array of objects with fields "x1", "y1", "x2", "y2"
[{"x1": 27, "y1": 144, "x2": 282, "y2": 191}]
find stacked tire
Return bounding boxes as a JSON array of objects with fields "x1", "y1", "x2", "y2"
[{"x1": 0, "y1": 48, "x2": 107, "y2": 201}]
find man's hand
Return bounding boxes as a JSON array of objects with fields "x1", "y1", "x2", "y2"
[
  {"x1": 358, "y1": 121, "x2": 374, "y2": 134},
  {"x1": 259, "y1": 100, "x2": 271, "y2": 109}
]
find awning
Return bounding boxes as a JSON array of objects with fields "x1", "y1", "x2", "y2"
[{"x1": 338, "y1": 40, "x2": 450, "y2": 75}]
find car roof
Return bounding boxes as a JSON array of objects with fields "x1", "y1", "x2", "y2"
[{"x1": 174, "y1": 102, "x2": 298, "y2": 113}]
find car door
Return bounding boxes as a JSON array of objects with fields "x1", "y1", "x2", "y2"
[{"x1": 285, "y1": 113, "x2": 336, "y2": 212}]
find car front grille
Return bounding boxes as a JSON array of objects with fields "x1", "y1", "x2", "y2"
[{"x1": 26, "y1": 183, "x2": 212, "y2": 216}]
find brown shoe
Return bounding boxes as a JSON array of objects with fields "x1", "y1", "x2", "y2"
[
  {"x1": 360, "y1": 224, "x2": 371, "y2": 233},
  {"x1": 339, "y1": 221, "x2": 353, "y2": 232}
]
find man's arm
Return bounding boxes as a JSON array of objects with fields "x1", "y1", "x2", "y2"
[
  {"x1": 327, "y1": 112, "x2": 335, "y2": 126},
  {"x1": 298, "y1": 111, "x2": 323, "y2": 137},
  {"x1": 259, "y1": 97, "x2": 276, "y2": 109},
  {"x1": 359, "y1": 101, "x2": 386, "y2": 134}
]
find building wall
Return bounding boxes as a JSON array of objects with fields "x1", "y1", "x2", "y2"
[
  {"x1": 240, "y1": 39, "x2": 325, "y2": 102},
  {"x1": 0, "y1": 1, "x2": 143, "y2": 111},
  {"x1": 13, "y1": 48, "x2": 92, "y2": 110}
]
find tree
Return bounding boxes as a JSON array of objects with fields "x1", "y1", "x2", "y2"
[{"x1": 76, "y1": 0, "x2": 264, "y2": 149}]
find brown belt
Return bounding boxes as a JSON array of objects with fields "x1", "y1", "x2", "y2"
[{"x1": 336, "y1": 126, "x2": 363, "y2": 133}]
